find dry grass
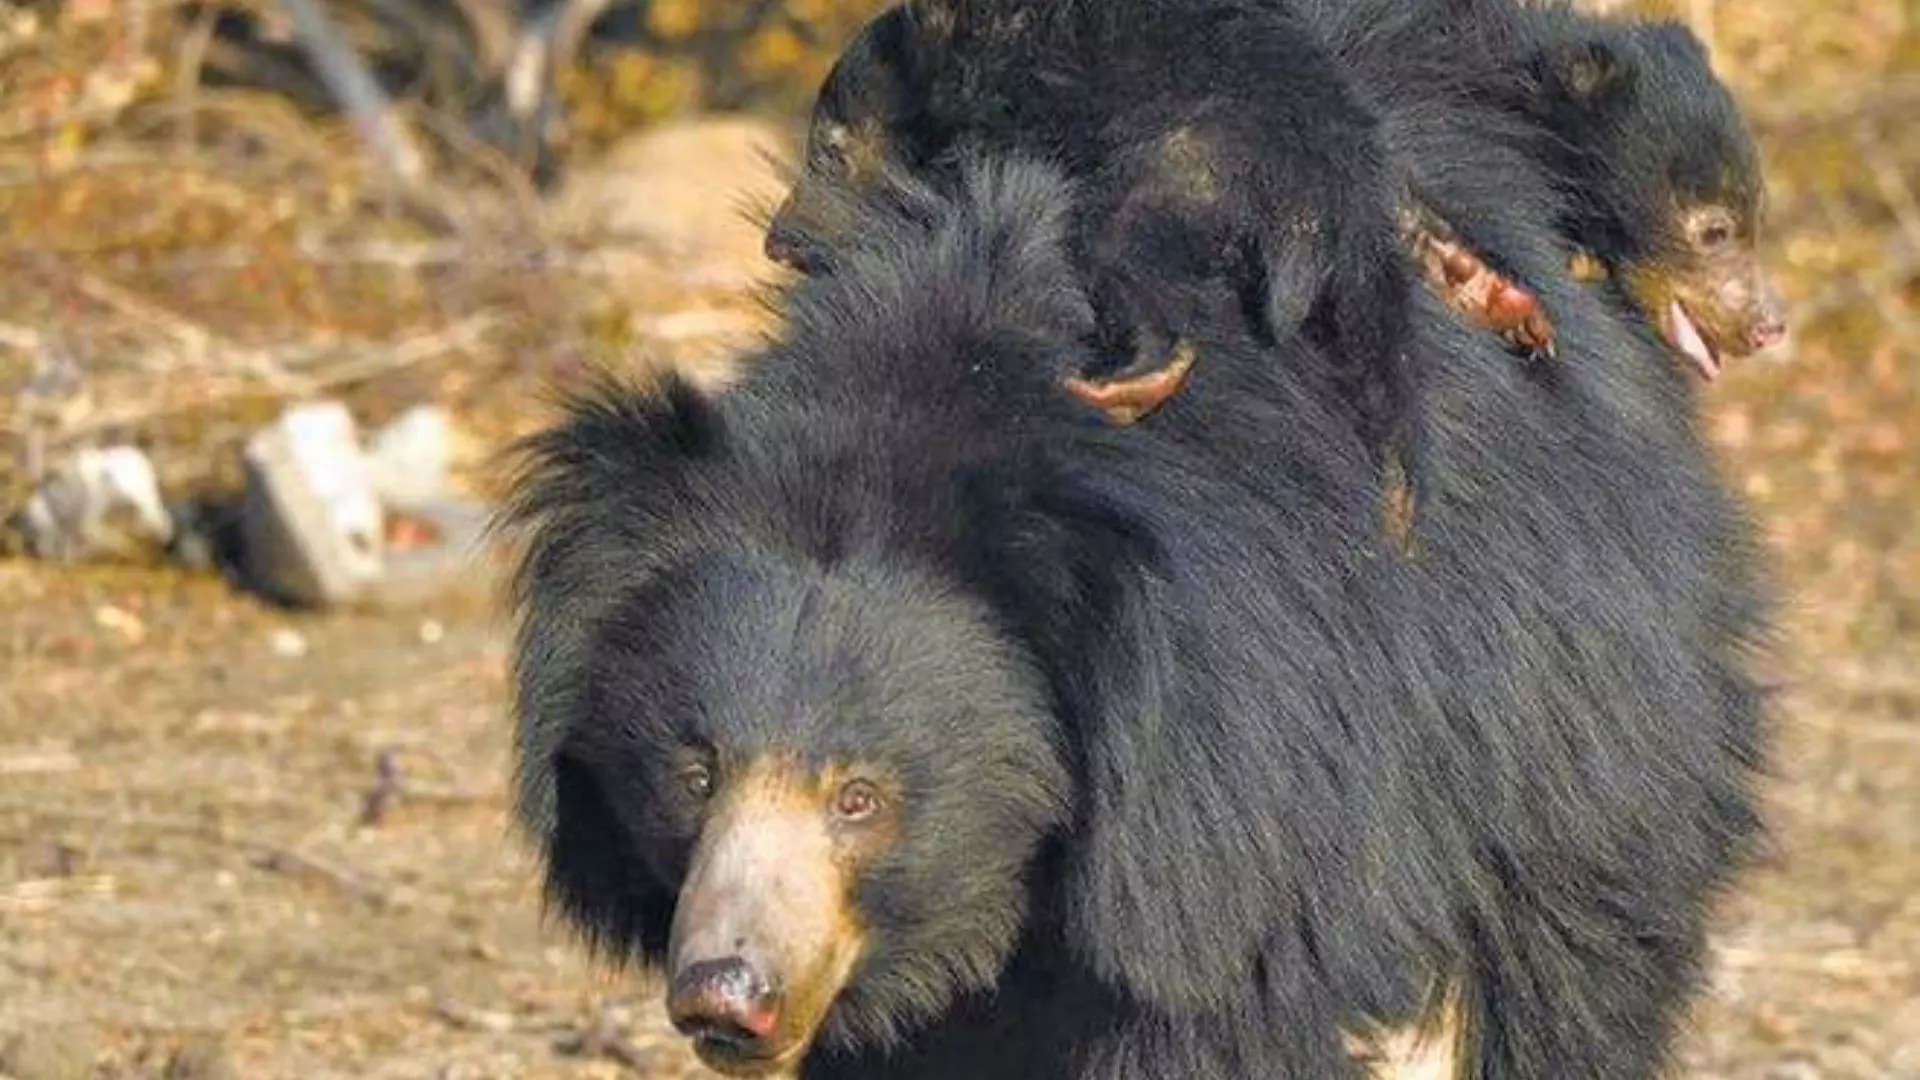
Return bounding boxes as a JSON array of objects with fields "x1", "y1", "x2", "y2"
[{"x1": 0, "y1": 0, "x2": 786, "y2": 518}]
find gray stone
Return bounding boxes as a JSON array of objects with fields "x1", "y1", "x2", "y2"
[
  {"x1": 355, "y1": 497, "x2": 497, "y2": 612},
  {"x1": 240, "y1": 401, "x2": 384, "y2": 606},
  {"x1": 16, "y1": 444, "x2": 173, "y2": 562}
]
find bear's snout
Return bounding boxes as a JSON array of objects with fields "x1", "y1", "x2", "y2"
[
  {"x1": 668, "y1": 956, "x2": 782, "y2": 1047},
  {"x1": 665, "y1": 758, "x2": 872, "y2": 1076}
]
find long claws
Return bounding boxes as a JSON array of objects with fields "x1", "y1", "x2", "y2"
[
  {"x1": 1408, "y1": 219, "x2": 1559, "y2": 363},
  {"x1": 1063, "y1": 341, "x2": 1199, "y2": 425}
]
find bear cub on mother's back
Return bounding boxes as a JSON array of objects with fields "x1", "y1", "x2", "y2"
[{"x1": 766, "y1": 0, "x2": 1413, "y2": 437}]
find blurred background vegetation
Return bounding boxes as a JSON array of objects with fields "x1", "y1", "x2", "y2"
[{"x1": 0, "y1": 0, "x2": 1914, "y2": 1076}]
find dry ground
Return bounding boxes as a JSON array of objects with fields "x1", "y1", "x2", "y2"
[{"x1": 2, "y1": 0, "x2": 1917, "y2": 1076}]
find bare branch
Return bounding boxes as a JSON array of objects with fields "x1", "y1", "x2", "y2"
[
  {"x1": 451, "y1": 0, "x2": 520, "y2": 76},
  {"x1": 504, "y1": 0, "x2": 612, "y2": 121},
  {"x1": 274, "y1": 0, "x2": 426, "y2": 185}
]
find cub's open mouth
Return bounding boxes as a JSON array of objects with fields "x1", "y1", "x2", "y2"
[{"x1": 1665, "y1": 299, "x2": 1721, "y2": 381}]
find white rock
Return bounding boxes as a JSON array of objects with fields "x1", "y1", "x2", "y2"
[
  {"x1": 240, "y1": 401, "x2": 384, "y2": 606},
  {"x1": 268, "y1": 627, "x2": 309, "y2": 658},
  {"x1": 365, "y1": 404, "x2": 454, "y2": 509},
  {"x1": 92, "y1": 603, "x2": 146, "y2": 645}
]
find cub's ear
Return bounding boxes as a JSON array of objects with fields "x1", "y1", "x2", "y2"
[
  {"x1": 905, "y1": 0, "x2": 958, "y2": 42},
  {"x1": 1639, "y1": 20, "x2": 1713, "y2": 67},
  {"x1": 1534, "y1": 37, "x2": 1634, "y2": 110},
  {"x1": 541, "y1": 748, "x2": 677, "y2": 965},
  {"x1": 906, "y1": 0, "x2": 1020, "y2": 45}
]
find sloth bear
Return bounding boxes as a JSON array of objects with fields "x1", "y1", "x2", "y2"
[
  {"x1": 503, "y1": 148, "x2": 1769, "y2": 1079},
  {"x1": 760, "y1": 0, "x2": 1412, "y2": 438}
]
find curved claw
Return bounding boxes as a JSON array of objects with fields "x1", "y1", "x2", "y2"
[
  {"x1": 1063, "y1": 341, "x2": 1199, "y2": 426},
  {"x1": 1410, "y1": 224, "x2": 1558, "y2": 362}
]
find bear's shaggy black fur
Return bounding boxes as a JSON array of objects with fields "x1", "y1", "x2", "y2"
[
  {"x1": 764, "y1": 0, "x2": 1412, "y2": 444},
  {"x1": 504, "y1": 144, "x2": 1769, "y2": 1078}
]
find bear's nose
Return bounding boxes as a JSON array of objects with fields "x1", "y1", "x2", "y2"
[{"x1": 667, "y1": 956, "x2": 781, "y2": 1046}]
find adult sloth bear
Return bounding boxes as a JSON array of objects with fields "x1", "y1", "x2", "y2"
[{"x1": 502, "y1": 153, "x2": 1768, "y2": 1078}]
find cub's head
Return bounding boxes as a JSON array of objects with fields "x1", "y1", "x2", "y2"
[
  {"x1": 765, "y1": 5, "x2": 942, "y2": 273},
  {"x1": 534, "y1": 551, "x2": 1068, "y2": 1075},
  {"x1": 1534, "y1": 20, "x2": 1786, "y2": 378}
]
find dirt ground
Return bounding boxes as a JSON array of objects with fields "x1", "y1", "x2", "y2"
[{"x1": 2, "y1": 0, "x2": 1917, "y2": 1077}]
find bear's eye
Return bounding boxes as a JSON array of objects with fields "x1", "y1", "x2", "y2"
[
  {"x1": 680, "y1": 762, "x2": 714, "y2": 800},
  {"x1": 832, "y1": 778, "x2": 883, "y2": 822}
]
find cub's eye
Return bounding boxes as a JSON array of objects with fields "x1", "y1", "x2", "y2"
[
  {"x1": 680, "y1": 762, "x2": 714, "y2": 800},
  {"x1": 833, "y1": 778, "x2": 883, "y2": 822},
  {"x1": 1689, "y1": 210, "x2": 1735, "y2": 250}
]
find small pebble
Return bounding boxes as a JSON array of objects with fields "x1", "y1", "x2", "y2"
[
  {"x1": 93, "y1": 603, "x2": 146, "y2": 645},
  {"x1": 418, "y1": 618, "x2": 445, "y2": 645},
  {"x1": 269, "y1": 628, "x2": 308, "y2": 659}
]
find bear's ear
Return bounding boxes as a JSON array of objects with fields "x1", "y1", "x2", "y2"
[
  {"x1": 501, "y1": 372, "x2": 726, "y2": 844},
  {"x1": 540, "y1": 747, "x2": 678, "y2": 965},
  {"x1": 500, "y1": 372, "x2": 726, "y2": 542}
]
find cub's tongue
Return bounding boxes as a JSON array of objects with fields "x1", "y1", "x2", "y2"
[{"x1": 1667, "y1": 300, "x2": 1720, "y2": 380}]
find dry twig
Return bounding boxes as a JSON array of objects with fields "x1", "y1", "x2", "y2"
[
  {"x1": 171, "y1": 1, "x2": 221, "y2": 154},
  {"x1": 1852, "y1": 123, "x2": 1920, "y2": 263},
  {"x1": 450, "y1": 0, "x2": 518, "y2": 76},
  {"x1": 430, "y1": 993, "x2": 519, "y2": 1034},
  {"x1": 554, "y1": 1001, "x2": 660, "y2": 1073},
  {"x1": 1751, "y1": 76, "x2": 1920, "y2": 133},
  {"x1": 0, "y1": 873, "x2": 117, "y2": 912},
  {"x1": 1791, "y1": 244, "x2": 1920, "y2": 328},
  {"x1": 0, "y1": 746, "x2": 81, "y2": 776},
  {"x1": 6, "y1": 311, "x2": 499, "y2": 448},
  {"x1": 0, "y1": 798, "x2": 390, "y2": 906},
  {"x1": 358, "y1": 748, "x2": 402, "y2": 826}
]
